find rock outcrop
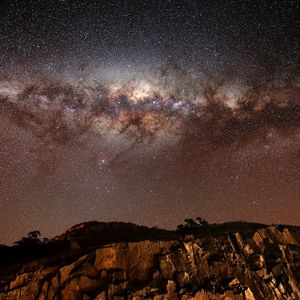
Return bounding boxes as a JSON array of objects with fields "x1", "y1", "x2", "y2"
[{"x1": 1, "y1": 225, "x2": 300, "y2": 299}]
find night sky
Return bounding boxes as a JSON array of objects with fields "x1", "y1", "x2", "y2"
[{"x1": 0, "y1": 0, "x2": 300, "y2": 244}]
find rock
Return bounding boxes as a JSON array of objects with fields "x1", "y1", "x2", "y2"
[
  {"x1": 60, "y1": 277, "x2": 81, "y2": 300},
  {"x1": 59, "y1": 254, "x2": 88, "y2": 286},
  {"x1": 166, "y1": 280, "x2": 179, "y2": 299},
  {"x1": 282, "y1": 228, "x2": 299, "y2": 245},
  {"x1": 176, "y1": 271, "x2": 190, "y2": 287},
  {"x1": 94, "y1": 291, "x2": 107, "y2": 300},
  {"x1": 78, "y1": 275, "x2": 102, "y2": 294},
  {"x1": 38, "y1": 281, "x2": 49, "y2": 300},
  {"x1": 9, "y1": 273, "x2": 31, "y2": 290},
  {"x1": 244, "y1": 288, "x2": 256, "y2": 300},
  {"x1": 47, "y1": 275, "x2": 60, "y2": 300},
  {"x1": 39, "y1": 266, "x2": 60, "y2": 280},
  {"x1": 133, "y1": 287, "x2": 151, "y2": 297},
  {"x1": 159, "y1": 253, "x2": 176, "y2": 279},
  {"x1": 69, "y1": 261, "x2": 98, "y2": 280},
  {"x1": 252, "y1": 231, "x2": 266, "y2": 250},
  {"x1": 1, "y1": 225, "x2": 300, "y2": 299},
  {"x1": 108, "y1": 281, "x2": 128, "y2": 295},
  {"x1": 95, "y1": 241, "x2": 174, "y2": 283},
  {"x1": 228, "y1": 278, "x2": 239, "y2": 287}
]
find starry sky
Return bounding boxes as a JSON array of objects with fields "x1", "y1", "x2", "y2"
[{"x1": 0, "y1": 0, "x2": 300, "y2": 244}]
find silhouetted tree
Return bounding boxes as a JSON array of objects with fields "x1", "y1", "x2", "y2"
[
  {"x1": 184, "y1": 218, "x2": 198, "y2": 228},
  {"x1": 196, "y1": 217, "x2": 209, "y2": 227},
  {"x1": 176, "y1": 217, "x2": 209, "y2": 234},
  {"x1": 28, "y1": 230, "x2": 41, "y2": 239},
  {"x1": 42, "y1": 237, "x2": 50, "y2": 244},
  {"x1": 14, "y1": 230, "x2": 47, "y2": 246}
]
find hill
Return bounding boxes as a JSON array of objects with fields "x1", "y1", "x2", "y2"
[{"x1": 1, "y1": 221, "x2": 300, "y2": 299}]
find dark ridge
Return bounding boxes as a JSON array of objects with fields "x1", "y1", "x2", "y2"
[{"x1": 1, "y1": 220, "x2": 300, "y2": 280}]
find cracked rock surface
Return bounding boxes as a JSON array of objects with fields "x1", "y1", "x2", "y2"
[{"x1": 1, "y1": 224, "x2": 300, "y2": 299}]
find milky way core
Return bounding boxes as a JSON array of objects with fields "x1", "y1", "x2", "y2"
[{"x1": 0, "y1": 0, "x2": 299, "y2": 244}]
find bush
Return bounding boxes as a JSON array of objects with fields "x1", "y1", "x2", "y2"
[{"x1": 176, "y1": 217, "x2": 209, "y2": 234}]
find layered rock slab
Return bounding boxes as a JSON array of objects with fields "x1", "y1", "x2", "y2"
[{"x1": 0, "y1": 226, "x2": 300, "y2": 299}]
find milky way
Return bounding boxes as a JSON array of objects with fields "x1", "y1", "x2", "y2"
[
  {"x1": 2, "y1": 67, "x2": 300, "y2": 149},
  {"x1": 0, "y1": 0, "x2": 299, "y2": 244}
]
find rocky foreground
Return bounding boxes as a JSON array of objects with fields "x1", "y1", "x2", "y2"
[{"x1": 1, "y1": 222, "x2": 300, "y2": 299}]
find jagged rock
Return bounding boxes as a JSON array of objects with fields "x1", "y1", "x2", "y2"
[
  {"x1": 95, "y1": 241, "x2": 174, "y2": 283},
  {"x1": 283, "y1": 228, "x2": 299, "y2": 245},
  {"x1": 166, "y1": 280, "x2": 179, "y2": 299},
  {"x1": 94, "y1": 291, "x2": 107, "y2": 300},
  {"x1": 176, "y1": 271, "x2": 191, "y2": 287},
  {"x1": 47, "y1": 275, "x2": 60, "y2": 300},
  {"x1": 78, "y1": 275, "x2": 102, "y2": 294},
  {"x1": 60, "y1": 254, "x2": 88, "y2": 286},
  {"x1": 1, "y1": 225, "x2": 300, "y2": 299},
  {"x1": 40, "y1": 266, "x2": 60, "y2": 280},
  {"x1": 9, "y1": 273, "x2": 30, "y2": 290},
  {"x1": 60, "y1": 277, "x2": 82, "y2": 300}
]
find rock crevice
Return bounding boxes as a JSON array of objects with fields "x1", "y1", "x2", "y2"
[{"x1": 1, "y1": 225, "x2": 300, "y2": 299}]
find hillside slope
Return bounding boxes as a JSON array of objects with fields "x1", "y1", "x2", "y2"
[{"x1": 1, "y1": 222, "x2": 300, "y2": 299}]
